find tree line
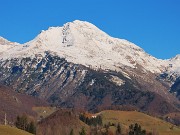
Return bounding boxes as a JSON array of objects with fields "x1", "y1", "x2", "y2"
[
  {"x1": 78, "y1": 113, "x2": 153, "y2": 135},
  {"x1": 15, "y1": 114, "x2": 36, "y2": 134},
  {"x1": 79, "y1": 114, "x2": 103, "y2": 126},
  {"x1": 70, "y1": 123, "x2": 148, "y2": 135}
]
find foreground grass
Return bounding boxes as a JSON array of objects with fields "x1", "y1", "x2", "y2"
[
  {"x1": 0, "y1": 125, "x2": 32, "y2": 135},
  {"x1": 100, "y1": 110, "x2": 180, "y2": 135}
]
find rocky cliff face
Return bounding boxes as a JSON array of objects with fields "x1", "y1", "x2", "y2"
[{"x1": 0, "y1": 52, "x2": 86, "y2": 101}]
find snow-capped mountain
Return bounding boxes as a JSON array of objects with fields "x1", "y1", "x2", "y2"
[
  {"x1": 1, "y1": 20, "x2": 179, "y2": 74},
  {"x1": 0, "y1": 20, "x2": 179, "y2": 115}
]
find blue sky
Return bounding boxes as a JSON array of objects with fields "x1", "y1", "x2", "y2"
[{"x1": 0, "y1": 0, "x2": 180, "y2": 59}]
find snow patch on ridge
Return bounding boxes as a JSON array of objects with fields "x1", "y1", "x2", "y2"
[
  {"x1": 109, "y1": 75, "x2": 125, "y2": 86},
  {"x1": 166, "y1": 54, "x2": 180, "y2": 75}
]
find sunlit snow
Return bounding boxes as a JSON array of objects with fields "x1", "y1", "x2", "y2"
[{"x1": 0, "y1": 20, "x2": 179, "y2": 75}]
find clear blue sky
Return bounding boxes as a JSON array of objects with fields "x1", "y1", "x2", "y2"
[{"x1": 0, "y1": 0, "x2": 180, "y2": 59}]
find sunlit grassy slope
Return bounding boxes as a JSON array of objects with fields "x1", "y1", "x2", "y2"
[
  {"x1": 0, "y1": 125, "x2": 32, "y2": 135},
  {"x1": 100, "y1": 110, "x2": 180, "y2": 135},
  {"x1": 31, "y1": 107, "x2": 180, "y2": 135},
  {"x1": 32, "y1": 106, "x2": 57, "y2": 119}
]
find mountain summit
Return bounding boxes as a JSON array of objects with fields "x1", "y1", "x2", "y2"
[{"x1": 0, "y1": 20, "x2": 179, "y2": 74}]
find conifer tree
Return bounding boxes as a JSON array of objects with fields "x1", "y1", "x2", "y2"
[
  {"x1": 129, "y1": 123, "x2": 146, "y2": 135},
  {"x1": 116, "y1": 123, "x2": 121, "y2": 135},
  {"x1": 79, "y1": 127, "x2": 86, "y2": 135},
  {"x1": 70, "y1": 129, "x2": 74, "y2": 135},
  {"x1": 27, "y1": 121, "x2": 36, "y2": 134}
]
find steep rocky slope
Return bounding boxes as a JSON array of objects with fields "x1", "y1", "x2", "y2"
[{"x1": 0, "y1": 20, "x2": 179, "y2": 115}]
